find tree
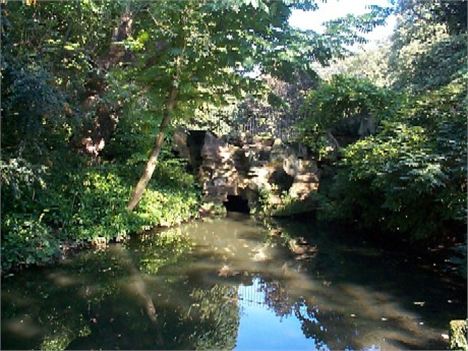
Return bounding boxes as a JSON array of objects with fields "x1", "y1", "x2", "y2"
[
  {"x1": 0, "y1": 0, "x2": 392, "y2": 269},
  {"x1": 126, "y1": 0, "x2": 385, "y2": 210},
  {"x1": 313, "y1": 0, "x2": 467, "y2": 242},
  {"x1": 125, "y1": 0, "x2": 307, "y2": 210},
  {"x1": 1, "y1": 0, "x2": 129, "y2": 156},
  {"x1": 388, "y1": 0, "x2": 467, "y2": 93},
  {"x1": 298, "y1": 74, "x2": 397, "y2": 159},
  {"x1": 314, "y1": 40, "x2": 392, "y2": 87}
]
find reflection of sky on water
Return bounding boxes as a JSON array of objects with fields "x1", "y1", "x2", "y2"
[
  {"x1": 235, "y1": 278, "x2": 385, "y2": 351},
  {"x1": 236, "y1": 277, "x2": 329, "y2": 350}
]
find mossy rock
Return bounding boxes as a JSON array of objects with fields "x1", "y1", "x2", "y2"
[{"x1": 450, "y1": 319, "x2": 468, "y2": 350}]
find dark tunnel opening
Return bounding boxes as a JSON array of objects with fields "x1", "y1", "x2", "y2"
[{"x1": 224, "y1": 195, "x2": 250, "y2": 213}]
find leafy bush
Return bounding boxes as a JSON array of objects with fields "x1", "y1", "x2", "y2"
[
  {"x1": 302, "y1": 14, "x2": 466, "y2": 243},
  {"x1": 62, "y1": 160, "x2": 199, "y2": 240},
  {"x1": 297, "y1": 74, "x2": 399, "y2": 158},
  {"x1": 0, "y1": 157, "x2": 47, "y2": 211},
  {"x1": 271, "y1": 194, "x2": 318, "y2": 218},
  {"x1": 254, "y1": 187, "x2": 318, "y2": 218},
  {"x1": 316, "y1": 63, "x2": 467, "y2": 242},
  {"x1": 1, "y1": 63, "x2": 67, "y2": 148},
  {"x1": 1, "y1": 215, "x2": 60, "y2": 271},
  {"x1": 1, "y1": 156, "x2": 200, "y2": 271},
  {"x1": 301, "y1": 75, "x2": 397, "y2": 130},
  {"x1": 321, "y1": 119, "x2": 465, "y2": 241}
]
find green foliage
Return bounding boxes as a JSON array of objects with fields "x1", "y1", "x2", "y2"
[
  {"x1": 1, "y1": 156, "x2": 200, "y2": 271},
  {"x1": 315, "y1": 65, "x2": 466, "y2": 242},
  {"x1": 1, "y1": 64, "x2": 66, "y2": 148},
  {"x1": 221, "y1": 73, "x2": 315, "y2": 140},
  {"x1": 315, "y1": 72, "x2": 466, "y2": 241},
  {"x1": 0, "y1": 0, "x2": 405, "y2": 270},
  {"x1": 0, "y1": 158, "x2": 47, "y2": 209},
  {"x1": 326, "y1": 120, "x2": 465, "y2": 240},
  {"x1": 397, "y1": 74, "x2": 466, "y2": 128},
  {"x1": 322, "y1": 5, "x2": 391, "y2": 49},
  {"x1": 302, "y1": 75, "x2": 397, "y2": 131},
  {"x1": 298, "y1": 75, "x2": 398, "y2": 157},
  {"x1": 302, "y1": 0, "x2": 467, "y2": 243},
  {"x1": 1, "y1": 215, "x2": 60, "y2": 271},
  {"x1": 123, "y1": 0, "x2": 388, "y2": 135},
  {"x1": 270, "y1": 194, "x2": 318, "y2": 218},
  {"x1": 254, "y1": 186, "x2": 276, "y2": 216},
  {"x1": 1, "y1": 0, "x2": 125, "y2": 153},
  {"x1": 255, "y1": 187, "x2": 318, "y2": 218},
  {"x1": 388, "y1": 0, "x2": 467, "y2": 93},
  {"x1": 316, "y1": 41, "x2": 392, "y2": 87}
]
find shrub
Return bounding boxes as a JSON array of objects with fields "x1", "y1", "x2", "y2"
[
  {"x1": 1, "y1": 215, "x2": 60, "y2": 271},
  {"x1": 297, "y1": 74, "x2": 399, "y2": 158},
  {"x1": 1, "y1": 156, "x2": 201, "y2": 271},
  {"x1": 322, "y1": 120, "x2": 466, "y2": 241}
]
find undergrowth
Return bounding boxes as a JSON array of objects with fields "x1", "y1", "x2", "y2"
[{"x1": 1, "y1": 152, "x2": 200, "y2": 272}]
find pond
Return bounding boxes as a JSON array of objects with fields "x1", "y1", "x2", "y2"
[{"x1": 2, "y1": 214, "x2": 466, "y2": 350}]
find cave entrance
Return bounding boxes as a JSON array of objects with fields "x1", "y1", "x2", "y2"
[{"x1": 224, "y1": 195, "x2": 250, "y2": 213}]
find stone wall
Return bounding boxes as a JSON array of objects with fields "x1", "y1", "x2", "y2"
[{"x1": 173, "y1": 129, "x2": 320, "y2": 214}]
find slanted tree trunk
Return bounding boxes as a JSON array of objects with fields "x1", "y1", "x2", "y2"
[
  {"x1": 127, "y1": 83, "x2": 178, "y2": 211},
  {"x1": 127, "y1": 8, "x2": 187, "y2": 211},
  {"x1": 113, "y1": 246, "x2": 163, "y2": 343}
]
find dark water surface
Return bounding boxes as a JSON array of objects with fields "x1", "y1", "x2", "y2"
[{"x1": 2, "y1": 214, "x2": 466, "y2": 350}]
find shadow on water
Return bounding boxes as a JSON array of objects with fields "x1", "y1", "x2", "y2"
[{"x1": 2, "y1": 213, "x2": 466, "y2": 350}]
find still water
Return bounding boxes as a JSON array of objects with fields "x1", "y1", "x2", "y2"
[{"x1": 2, "y1": 214, "x2": 466, "y2": 350}]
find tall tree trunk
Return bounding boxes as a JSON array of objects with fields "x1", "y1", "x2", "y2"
[{"x1": 127, "y1": 84, "x2": 178, "y2": 211}]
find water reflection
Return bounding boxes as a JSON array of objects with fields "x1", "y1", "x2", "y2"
[
  {"x1": 2, "y1": 214, "x2": 466, "y2": 350},
  {"x1": 237, "y1": 277, "x2": 327, "y2": 350}
]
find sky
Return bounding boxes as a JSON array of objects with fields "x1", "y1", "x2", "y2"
[{"x1": 289, "y1": 0, "x2": 397, "y2": 47}]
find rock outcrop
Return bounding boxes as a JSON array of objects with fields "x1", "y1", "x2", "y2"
[{"x1": 173, "y1": 130, "x2": 320, "y2": 215}]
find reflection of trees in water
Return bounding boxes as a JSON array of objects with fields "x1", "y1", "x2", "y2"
[
  {"x1": 188, "y1": 285, "x2": 240, "y2": 350},
  {"x1": 2, "y1": 248, "x2": 132, "y2": 350},
  {"x1": 259, "y1": 279, "x2": 295, "y2": 318},
  {"x1": 4, "y1": 217, "x2": 464, "y2": 350},
  {"x1": 2, "y1": 231, "x2": 242, "y2": 350},
  {"x1": 135, "y1": 227, "x2": 241, "y2": 349},
  {"x1": 293, "y1": 303, "x2": 357, "y2": 351},
  {"x1": 256, "y1": 276, "x2": 357, "y2": 350},
  {"x1": 133, "y1": 227, "x2": 193, "y2": 275}
]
